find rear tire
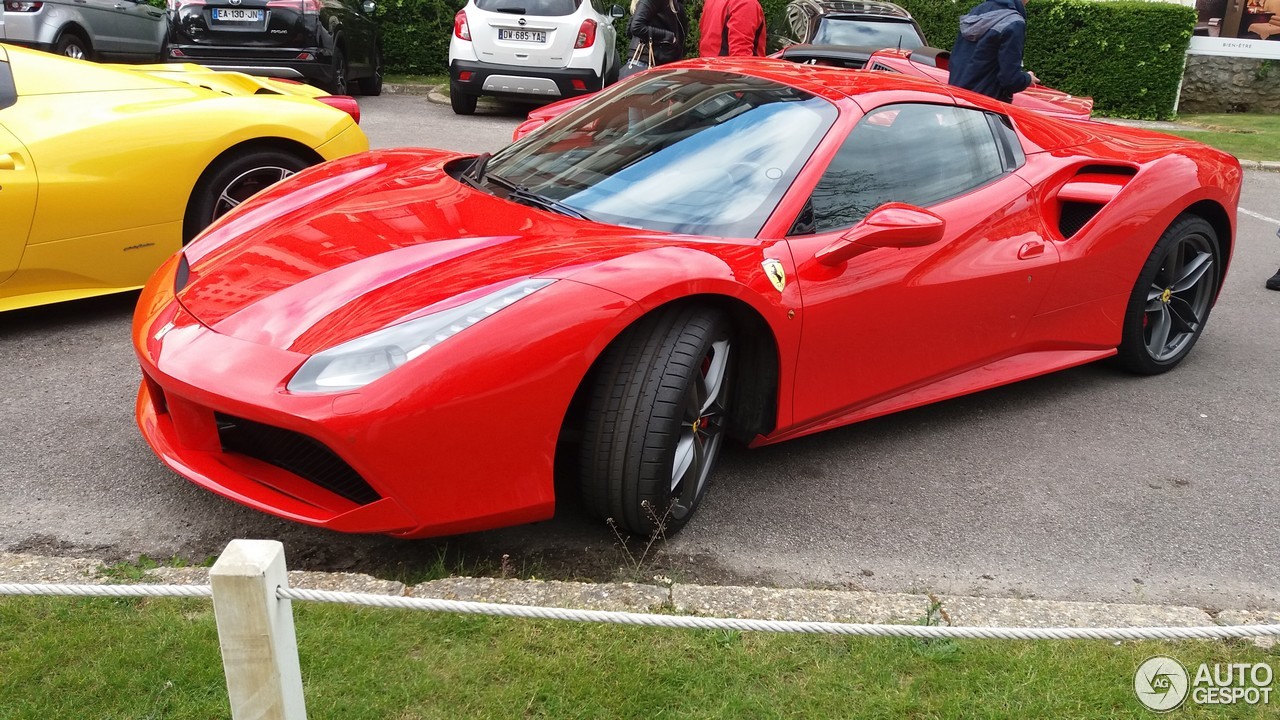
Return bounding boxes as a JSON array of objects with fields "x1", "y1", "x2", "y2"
[
  {"x1": 1115, "y1": 214, "x2": 1220, "y2": 375},
  {"x1": 579, "y1": 305, "x2": 734, "y2": 536},
  {"x1": 329, "y1": 47, "x2": 349, "y2": 94},
  {"x1": 55, "y1": 32, "x2": 91, "y2": 61},
  {"x1": 184, "y1": 149, "x2": 312, "y2": 242},
  {"x1": 450, "y1": 83, "x2": 478, "y2": 115},
  {"x1": 355, "y1": 45, "x2": 383, "y2": 96}
]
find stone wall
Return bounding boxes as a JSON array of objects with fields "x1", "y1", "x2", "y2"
[{"x1": 1179, "y1": 55, "x2": 1280, "y2": 113}]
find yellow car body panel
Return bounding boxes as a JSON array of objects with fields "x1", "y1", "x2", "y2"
[{"x1": 0, "y1": 44, "x2": 370, "y2": 313}]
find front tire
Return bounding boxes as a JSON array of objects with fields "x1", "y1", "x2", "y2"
[
  {"x1": 184, "y1": 150, "x2": 312, "y2": 242},
  {"x1": 579, "y1": 305, "x2": 733, "y2": 536},
  {"x1": 1115, "y1": 214, "x2": 1220, "y2": 374}
]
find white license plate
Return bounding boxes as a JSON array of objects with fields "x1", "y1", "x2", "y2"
[
  {"x1": 497, "y1": 29, "x2": 546, "y2": 42},
  {"x1": 212, "y1": 8, "x2": 264, "y2": 21}
]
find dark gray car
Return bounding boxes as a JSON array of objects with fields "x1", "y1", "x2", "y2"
[{"x1": 1, "y1": 0, "x2": 167, "y2": 60}]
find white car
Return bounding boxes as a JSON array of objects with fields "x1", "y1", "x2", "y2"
[{"x1": 448, "y1": 0, "x2": 624, "y2": 115}]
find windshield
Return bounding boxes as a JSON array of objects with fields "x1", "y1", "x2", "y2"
[
  {"x1": 812, "y1": 18, "x2": 923, "y2": 49},
  {"x1": 482, "y1": 69, "x2": 838, "y2": 237}
]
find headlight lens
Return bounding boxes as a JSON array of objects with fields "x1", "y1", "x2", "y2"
[{"x1": 287, "y1": 278, "x2": 555, "y2": 393}]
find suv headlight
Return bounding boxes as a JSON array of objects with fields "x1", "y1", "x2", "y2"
[{"x1": 287, "y1": 278, "x2": 555, "y2": 393}]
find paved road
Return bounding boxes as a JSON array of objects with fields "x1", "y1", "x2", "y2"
[{"x1": 2, "y1": 95, "x2": 1277, "y2": 611}]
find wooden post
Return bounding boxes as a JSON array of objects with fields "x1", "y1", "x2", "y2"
[{"x1": 210, "y1": 539, "x2": 308, "y2": 720}]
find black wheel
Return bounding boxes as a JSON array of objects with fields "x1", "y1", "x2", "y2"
[
  {"x1": 184, "y1": 150, "x2": 312, "y2": 242},
  {"x1": 579, "y1": 305, "x2": 733, "y2": 536},
  {"x1": 55, "y1": 32, "x2": 91, "y2": 61},
  {"x1": 355, "y1": 45, "x2": 383, "y2": 96},
  {"x1": 329, "y1": 47, "x2": 349, "y2": 94},
  {"x1": 450, "y1": 83, "x2": 478, "y2": 115},
  {"x1": 1115, "y1": 214, "x2": 1220, "y2": 374}
]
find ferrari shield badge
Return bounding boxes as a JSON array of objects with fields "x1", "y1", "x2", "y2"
[{"x1": 762, "y1": 259, "x2": 786, "y2": 293}]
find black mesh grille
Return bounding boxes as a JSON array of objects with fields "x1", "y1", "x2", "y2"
[
  {"x1": 1059, "y1": 201, "x2": 1102, "y2": 239},
  {"x1": 215, "y1": 413, "x2": 380, "y2": 505}
]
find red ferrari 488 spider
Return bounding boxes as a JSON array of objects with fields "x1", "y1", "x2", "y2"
[{"x1": 133, "y1": 59, "x2": 1240, "y2": 539}]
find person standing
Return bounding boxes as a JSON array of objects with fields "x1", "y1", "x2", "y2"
[
  {"x1": 1268, "y1": 228, "x2": 1280, "y2": 291},
  {"x1": 628, "y1": 0, "x2": 687, "y2": 66},
  {"x1": 948, "y1": 0, "x2": 1038, "y2": 103},
  {"x1": 697, "y1": 0, "x2": 766, "y2": 57}
]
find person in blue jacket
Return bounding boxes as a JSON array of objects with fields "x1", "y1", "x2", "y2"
[{"x1": 948, "y1": 0, "x2": 1039, "y2": 103}]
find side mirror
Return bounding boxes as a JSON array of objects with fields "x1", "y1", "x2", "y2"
[
  {"x1": 815, "y1": 202, "x2": 945, "y2": 266},
  {"x1": 609, "y1": 4, "x2": 625, "y2": 18},
  {"x1": 362, "y1": 0, "x2": 376, "y2": 12}
]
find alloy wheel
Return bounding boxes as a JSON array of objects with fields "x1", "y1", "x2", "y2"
[
  {"x1": 1143, "y1": 232, "x2": 1215, "y2": 362},
  {"x1": 213, "y1": 166, "x2": 295, "y2": 220},
  {"x1": 669, "y1": 337, "x2": 731, "y2": 520}
]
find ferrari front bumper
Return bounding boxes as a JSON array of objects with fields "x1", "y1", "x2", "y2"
[{"x1": 132, "y1": 256, "x2": 634, "y2": 538}]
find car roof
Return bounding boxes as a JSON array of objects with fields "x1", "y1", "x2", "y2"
[{"x1": 793, "y1": 0, "x2": 913, "y2": 20}]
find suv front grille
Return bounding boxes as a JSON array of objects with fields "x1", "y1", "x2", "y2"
[{"x1": 215, "y1": 413, "x2": 380, "y2": 505}]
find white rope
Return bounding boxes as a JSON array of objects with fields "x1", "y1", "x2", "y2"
[
  {"x1": 277, "y1": 587, "x2": 1280, "y2": 642},
  {"x1": 0, "y1": 583, "x2": 212, "y2": 598},
  {"x1": 4, "y1": 582, "x2": 1277, "y2": 642}
]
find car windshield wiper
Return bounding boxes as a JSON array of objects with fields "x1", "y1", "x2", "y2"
[
  {"x1": 460, "y1": 152, "x2": 492, "y2": 188},
  {"x1": 485, "y1": 172, "x2": 595, "y2": 222}
]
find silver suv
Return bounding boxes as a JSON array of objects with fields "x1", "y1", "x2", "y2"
[{"x1": 1, "y1": 0, "x2": 167, "y2": 60}]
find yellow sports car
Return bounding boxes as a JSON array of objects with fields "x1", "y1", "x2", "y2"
[{"x1": 0, "y1": 43, "x2": 369, "y2": 312}]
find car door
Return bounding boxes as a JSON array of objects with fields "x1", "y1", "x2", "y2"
[
  {"x1": 339, "y1": 0, "x2": 375, "y2": 77},
  {"x1": 0, "y1": 122, "x2": 37, "y2": 287},
  {"x1": 75, "y1": 0, "x2": 129, "y2": 52},
  {"x1": 111, "y1": 0, "x2": 168, "y2": 55},
  {"x1": 785, "y1": 102, "x2": 1059, "y2": 427}
]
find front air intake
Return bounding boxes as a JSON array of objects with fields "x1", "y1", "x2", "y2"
[{"x1": 215, "y1": 413, "x2": 380, "y2": 505}]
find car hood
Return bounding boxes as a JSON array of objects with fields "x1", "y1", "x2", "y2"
[{"x1": 178, "y1": 149, "x2": 654, "y2": 355}]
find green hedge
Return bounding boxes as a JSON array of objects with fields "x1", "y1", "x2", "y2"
[
  {"x1": 381, "y1": 0, "x2": 1194, "y2": 119},
  {"x1": 898, "y1": 0, "x2": 1195, "y2": 119}
]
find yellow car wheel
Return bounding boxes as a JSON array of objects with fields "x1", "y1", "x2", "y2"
[{"x1": 184, "y1": 149, "x2": 315, "y2": 242}]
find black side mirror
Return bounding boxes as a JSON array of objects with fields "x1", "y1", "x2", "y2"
[
  {"x1": 609, "y1": 4, "x2": 625, "y2": 18},
  {"x1": 362, "y1": 0, "x2": 376, "y2": 12}
]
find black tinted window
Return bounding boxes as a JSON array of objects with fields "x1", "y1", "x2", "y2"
[
  {"x1": 803, "y1": 104, "x2": 1005, "y2": 234},
  {"x1": 811, "y1": 18, "x2": 923, "y2": 48},
  {"x1": 476, "y1": 0, "x2": 581, "y2": 15}
]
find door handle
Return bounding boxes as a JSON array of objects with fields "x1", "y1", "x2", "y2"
[
  {"x1": 1017, "y1": 241, "x2": 1045, "y2": 260},
  {"x1": 0, "y1": 155, "x2": 16, "y2": 171}
]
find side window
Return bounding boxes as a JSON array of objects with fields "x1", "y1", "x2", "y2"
[{"x1": 797, "y1": 103, "x2": 1008, "y2": 235}]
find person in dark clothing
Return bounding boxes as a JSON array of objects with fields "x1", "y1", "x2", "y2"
[
  {"x1": 948, "y1": 0, "x2": 1038, "y2": 103},
  {"x1": 628, "y1": 0, "x2": 687, "y2": 66},
  {"x1": 1268, "y1": 228, "x2": 1280, "y2": 291},
  {"x1": 697, "y1": 0, "x2": 766, "y2": 57}
]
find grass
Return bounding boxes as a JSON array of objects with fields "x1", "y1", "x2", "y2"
[
  {"x1": 97, "y1": 554, "x2": 213, "y2": 583},
  {"x1": 2, "y1": 596, "x2": 1277, "y2": 718},
  {"x1": 1165, "y1": 113, "x2": 1280, "y2": 162}
]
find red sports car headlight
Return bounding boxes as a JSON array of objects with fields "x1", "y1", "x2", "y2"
[{"x1": 287, "y1": 279, "x2": 555, "y2": 393}]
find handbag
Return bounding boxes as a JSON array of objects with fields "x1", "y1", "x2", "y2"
[{"x1": 619, "y1": 41, "x2": 655, "y2": 80}]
